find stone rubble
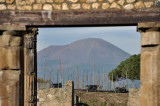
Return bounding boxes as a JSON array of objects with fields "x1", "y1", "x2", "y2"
[{"x1": 37, "y1": 81, "x2": 74, "y2": 106}]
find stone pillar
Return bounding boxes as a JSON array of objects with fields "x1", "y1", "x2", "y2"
[
  {"x1": 0, "y1": 30, "x2": 22, "y2": 106},
  {"x1": 65, "y1": 81, "x2": 74, "y2": 106},
  {"x1": 138, "y1": 22, "x2": 160, "y2": 106},
  {"x1": 24, "y1": 27, "x2": 38, "y2": 106}
]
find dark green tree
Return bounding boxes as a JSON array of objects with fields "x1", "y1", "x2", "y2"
[{"x1": 108, "y1": 54, "x2": 140, "y2": 81}]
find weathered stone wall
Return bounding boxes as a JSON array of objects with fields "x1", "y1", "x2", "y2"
[
  {"x1": 0, "y1": 0, "x2": 158, "y2": 11},
  {"x1": 37, "y1": 81, "x2": 74, "y2": 106},
  {"x1": 138, "y1": 23, "x2": 160, "y2": 106},
  {"x1": 0, "y1": 31, "x2": 22, "y2": 106},
  {"x1": 128, "y1": 88, "x2": 139, "y2": 106}
]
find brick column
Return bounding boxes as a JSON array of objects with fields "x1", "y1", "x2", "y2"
[
  {"x1": 0, "y1": 30, "x2": 23, "y2": 106},
  {"x1": 24, "y1": 27, "x2": 38, "y2": 106},
  {"x1": 138, "y1": 22, "x2": 160, "y2": 106}
]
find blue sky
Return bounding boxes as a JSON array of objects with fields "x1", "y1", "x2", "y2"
[{"x1": 38, "y1": 26, "x2": 140, "y2": 55}]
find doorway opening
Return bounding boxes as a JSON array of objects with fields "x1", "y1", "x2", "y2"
[{"x1": 37, "y1": 26, "x2": 140, "y2": 90}]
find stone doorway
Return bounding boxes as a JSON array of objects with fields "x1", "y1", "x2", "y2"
[{"x1": 0, "y1": 22, "x2": 160, "y2": 106}]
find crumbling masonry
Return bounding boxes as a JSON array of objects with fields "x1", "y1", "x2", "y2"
[{"x1": 0, "y1": 27, "x2": 38, "y2": 106}]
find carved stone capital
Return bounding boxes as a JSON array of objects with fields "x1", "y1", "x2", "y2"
[{"x1": 24, "y1": 27, "x2": 38, "y2": 49}]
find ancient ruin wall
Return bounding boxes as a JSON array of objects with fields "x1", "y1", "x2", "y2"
[
  {"x1": 128, "y1": 88, "x2": 139, "y2": 106},
  {"x1": 0, "y1": 0, "x2": 159, "y2": 11},
  {"x1": 37, "y1": 81, "x2": 74, "y2": 106}
]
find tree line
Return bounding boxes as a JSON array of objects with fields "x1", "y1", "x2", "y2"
[{"x1": 108, "y1": 54, "x2": 140, "y2": 81}]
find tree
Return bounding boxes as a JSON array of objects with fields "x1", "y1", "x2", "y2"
[{"x1": 108, "y1": 54, "x2": 140, "y2": 81}]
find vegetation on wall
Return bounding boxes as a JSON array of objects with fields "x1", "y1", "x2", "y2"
[{"x1": 108, "y1": 54, "x2": 140, "y2": 81}]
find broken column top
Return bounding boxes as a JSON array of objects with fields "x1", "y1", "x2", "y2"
[{"x1": 138, "y1": 22, "x2": 160, "y2": 32}]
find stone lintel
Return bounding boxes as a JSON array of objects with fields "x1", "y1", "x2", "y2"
[{"x1": 0, "y1": 25, "x2": 26, "y2": 31}]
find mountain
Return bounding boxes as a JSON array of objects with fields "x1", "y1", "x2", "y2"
[
  {"x1": 38, "y1": 38, "x2": 130, "y2": 66},
  {"x1": 37, "y1": 38, "x2": 131, "y2": 79}
]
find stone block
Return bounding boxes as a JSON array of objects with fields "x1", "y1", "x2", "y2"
[
  {"x1": 65, "y1": 81, "x2": 74, "y2": 88},
  {"x1": 55, "y1": 0, "x2": 63, "y2": 3},
  {"x1": 11, "y1": 36, "x2": 21, "y2": 46},
  {"x1": 0, "y1": 4, "x2": 6, "y2": 10},
  {"x1": 17, "y1": 6, "x2": 26, "y2": 10},
  {"x1": 16, "y1": 0, "x2": 26, "y2": 5},
  {"x1": 126, "y1": 0, "x2": 135, "y2": 3},
  {"x1": 141, "y1": 32, "x2": 160, "y2": 46},
  {"x1": 2, "y1": 34, "x2": 12, "y2": 46},
  {"x1": 46, "y1": 0, "x2": 53, "y2": 3},
  {"x1": 43, "y1": 4, "x2": 52, "y2": 10},
  {"x1": 62, "y1": 3, "x2": 69, "y2": 10},
  {"x1": 33, "y1": 4, "x2": 42, "y2": 10},
  {"x1": 108, "y1": 0, "x2": 114, "y2": 3},
  {"x1": 26, "y1": 0, "x2": 35, "y2": 5},
  {"x1": 118, "y1": 0, "x2": 124, "y2": 6},
  {"x1": 110, "y1": 2, "x2": 120, "y2": 9},
  {"x1": 92, "y1": 3, "x2": 100, "y2": 9},
  {"x1": 98, "y1": 0, "x2": 103, "y2": 2},
  {"x1": 80, "y1": 0, "x2": 85, "y2": 2},
  {"x1": 123, "y1": 4, "x2": 134, "y2": 10},
  {"x1": 70, "y1": 4, "x2": 81, "y2": 10},
  {"x1": 0, "y1": 47, "x2": 21, "y2": 70},
  {"x1": 134, "y1": 1, "x2": 145, "y2": 9},
  {"x1": 0, "y1": 70, "x2": 20, "y2": 106},
  {"x1": 144, "y1": 2, "x2": 153, "y2": 8},
  {"x1": 53, "y1": 4, "x2": 61, "y2": 10},
  {"x1": 86, "y1": 0, "x2": 96, "y2": 3},
  {"x1": 102, "y1": 3, "x2": 109, "y2": 9},
  {"x1": 141, "y1": 46, "x2": 160, "y2": 83},
  {"x1": 6, "y1": 0, "x2": 14, "y2": 4},
  {"x1": 82, "y1": 3, "x2": 91, "y2": 9},
  {"x1": 68, "y1": 0, "x2": 78, "y2": 3},
  {"x1": 1, "y1": 34, "x2": 21, "y2": 46},
  {"x1": 7, "y1": 4, "x2": 16, "y2": 10},
  {"x1": 36, "y1": 0, "x2": 45, "y2": 3}
]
